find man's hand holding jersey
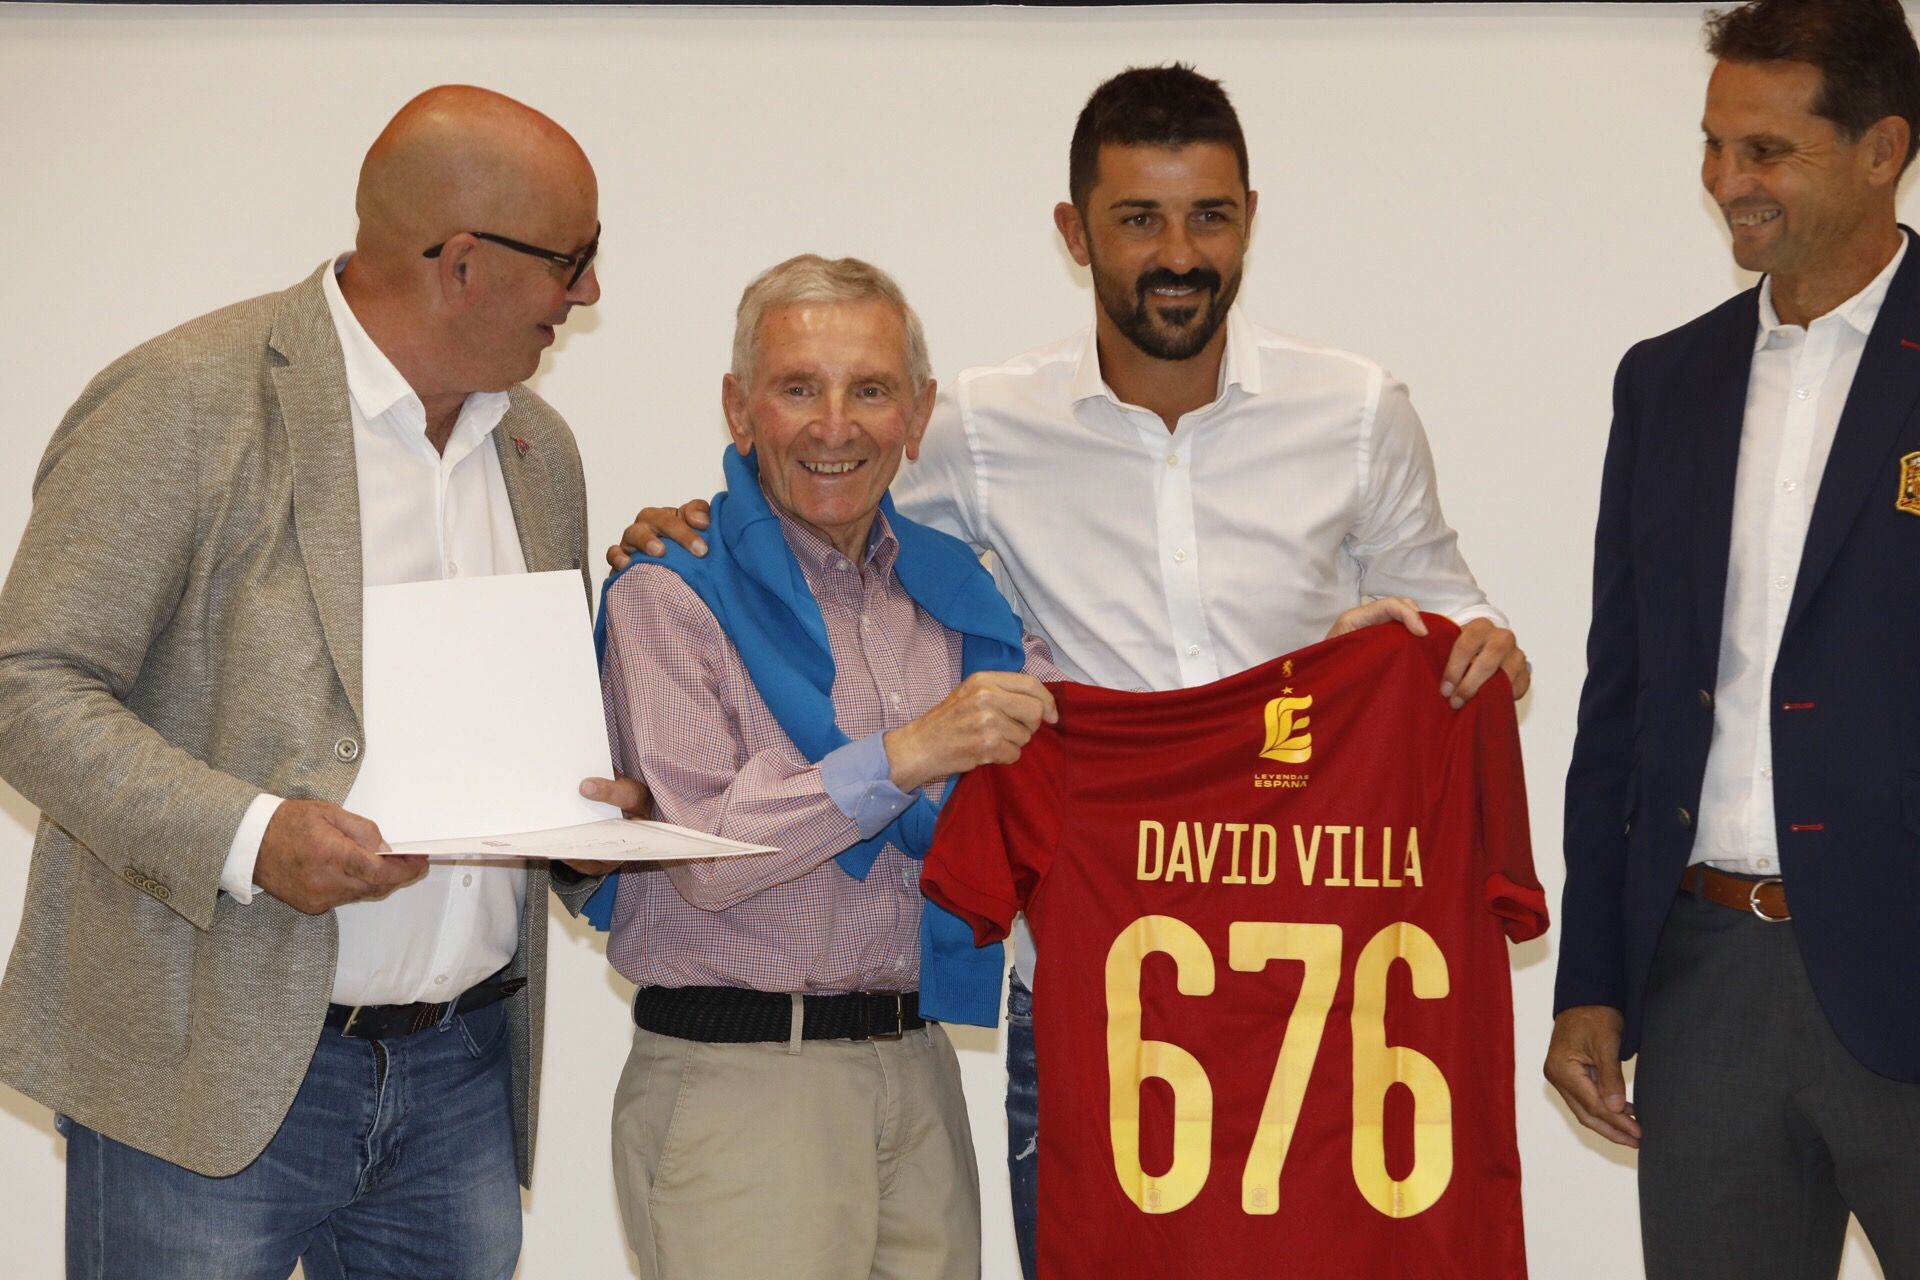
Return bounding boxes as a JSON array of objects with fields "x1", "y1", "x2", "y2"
[
  {"x1": 884, "y1": 671, "x2": 1059, "y2": 793},
  {"x1": 1327, "y1": 596, "x2": 1530, "y2": 706}
]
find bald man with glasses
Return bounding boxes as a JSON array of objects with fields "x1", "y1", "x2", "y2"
[{"x1": 0, "y1": 85, "x2": 636, "y2": 1279}]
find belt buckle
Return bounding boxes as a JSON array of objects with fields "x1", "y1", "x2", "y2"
[
  {"x1": 862, "y1": 991, "x2": 905, "y2": 1041},
  {"x1": 1748, "y1": 876, "x2": 1791, "y2": 923},
  {"x1": 339, "y1": 1006, "x2": 364, "y2": 1038}
]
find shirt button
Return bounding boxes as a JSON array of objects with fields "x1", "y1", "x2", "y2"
[
  {"x1": 861, "y1": 615, "x2": 873, "y2": 630},
  {"x1": 1172, "y1": 548, "x2": 1188, "y2": 563},
  {"x1": 462, "y1": 873, "x2": 474, "y2": 887},
  {"x1": 1166, "y1": 454, "x2": 1180, "y2": 468},
  {"x1": 334, "y1": 737, "x2": 360, "y2": 763},
  {"x1": 837, "y1": 559, "x2": 852, "y2": 572},
  {"x1": 1762, "y1": 766, "x2": 1775, "y2": 779},
  {"x1": 1795, "y1": 387, "x2": 1812, "y2": 400},
  {"x1": 433, "y1": 974, "x2": 448, "y2": 986},
  {"x1": 1782, "y1": 480, "x2": 1798, "y2": 492},
  {"x1": 1756, "y1": 858, "x2": 1776, "y2": 870},
  {"x1": 1774, "y1": 575, "x2": 1790, "y2": 590},
  {"x1": 447, "y1": 561, "x2": 460, "y2": 576},
  {"x1": 890, "y1": 691, "x2": 903, "y2": 707},
  {"x1": 1186, "y1": 644, "x2": 1202, "y2": 658},
  {"x1": 901, "y1": 867, "x2": 916, "y2": 888}
]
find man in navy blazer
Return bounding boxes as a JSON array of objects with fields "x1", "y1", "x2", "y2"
[{"x1": 1547, "y1": 2, "x2": 1920, "y2": 1276}]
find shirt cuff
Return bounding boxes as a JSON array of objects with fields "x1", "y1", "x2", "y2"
[
  {"x1": 220, "y1": 793, "x2": 285, "y2": 904},
  {"x1": 820, "y1": 733, "x2": 916, "y2": 840},
  {"x1": 1443, "y1": 601, "x2": 1510, "y2": 631}
]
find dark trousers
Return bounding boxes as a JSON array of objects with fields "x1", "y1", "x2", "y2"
[
  {"x1": 1005, "y1": 969, "x2": 1038, "y2": 1280},
  {"x1": 1637, "y1": 888, "x2": 1920, "y2": 1280}
]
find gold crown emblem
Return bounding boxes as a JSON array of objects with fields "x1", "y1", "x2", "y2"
[{"x1": 1898, "y1": 450, "x2": 1920, "y2": 517}]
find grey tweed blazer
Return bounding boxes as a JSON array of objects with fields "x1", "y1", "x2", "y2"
[{"x1": 0, "y1": 263, "x2": 597, "y2": 1183}]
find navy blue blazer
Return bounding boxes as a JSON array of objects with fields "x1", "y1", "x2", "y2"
[{"x1": 1557, "y1": 227, "x2": 1920, "y2": 1082}]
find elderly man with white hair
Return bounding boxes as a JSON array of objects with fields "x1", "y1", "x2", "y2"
[{"x1": 593, "y1": 254, "x2": 1063, "y2": 1279}]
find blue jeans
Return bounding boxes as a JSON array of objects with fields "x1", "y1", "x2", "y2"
[
  {"x1": 1006, "y1": 969, "x2": 1038, "y2": 1280},
  {"x1": 63, "y1": 998, "x2": 522, "y2": 1280}
]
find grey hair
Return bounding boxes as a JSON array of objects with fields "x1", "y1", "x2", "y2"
[{"x1": 730, "y1": 254, "x2": 932, "y2": 396}]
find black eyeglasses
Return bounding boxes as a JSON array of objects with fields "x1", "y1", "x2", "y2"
[{"x1": 422, "y1": 222, "x2": 600, "y2": 289}]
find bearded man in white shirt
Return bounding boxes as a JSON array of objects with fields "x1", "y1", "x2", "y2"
[
  {"x1": 0, "y1": 85, "x2": 637, "y2": 1279},
  {"x1": 613, "y1": 63, "x2": 1526, "y2": 1276}
]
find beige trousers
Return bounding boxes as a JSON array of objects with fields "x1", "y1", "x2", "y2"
[{"x1": 611, "y1": 1019, "x2": 981, "y2": 1280}]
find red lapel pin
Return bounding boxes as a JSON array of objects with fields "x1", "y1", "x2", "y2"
[
  {"x1": 512, "y1": 435, "x2": 531, "y2": 457},
  {"x1": 1899, "y1": 339, "x2": 1920, "y2": 352}
]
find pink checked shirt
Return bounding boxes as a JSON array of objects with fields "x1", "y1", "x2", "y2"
[{"x1": 599, "y1": 501, "x2": 1060, "y2": 994}]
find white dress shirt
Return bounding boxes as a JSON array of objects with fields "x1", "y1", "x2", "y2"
[
  {"x1": 892, "y1": 307, "x2": 1503, "y2": 983},
  {"x1": 1692, "y1": 239, "x2": 1907, "y2": 875},
  {"x1": 219, "y1": 255, "x2": 530, "y2": 1006}
]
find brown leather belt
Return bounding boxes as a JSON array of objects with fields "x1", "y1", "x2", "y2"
[{"x1": 1681, "y1": 864, "x2": 1791, "y2": 922}]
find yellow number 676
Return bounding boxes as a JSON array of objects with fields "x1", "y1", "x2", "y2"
[{"x1": 1105, "y1": 915, "x2": 1453, "y2": 1219}]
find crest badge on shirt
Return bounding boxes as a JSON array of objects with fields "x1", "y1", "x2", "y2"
[
  {"x1": 1255, "y1": 683, "x2": 1314, "y2": 790},
  {"x1": 1897, "y1": 450, "x2": 1920, "y2": 517}
]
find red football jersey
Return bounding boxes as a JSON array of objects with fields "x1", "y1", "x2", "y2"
[{"x1": 924, "y1": 620, "x2": 1547, "y2": 1279}]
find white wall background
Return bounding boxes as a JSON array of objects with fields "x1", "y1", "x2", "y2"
[{"x1": 0, "y1": 4, "x2": 1903, "y2": 1277}]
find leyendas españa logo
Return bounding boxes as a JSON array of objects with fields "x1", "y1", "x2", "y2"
[{"x1": 1260, "y1": 693, "x2": 1313, "y2": 764}]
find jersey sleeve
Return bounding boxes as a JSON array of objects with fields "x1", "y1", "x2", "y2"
[
  {"x1": 1471, "y1": 675, "x2": 1549, "y2": 943},
  {"x1": 922, "y1": 718, "x2": 1065, "y2": 946}
]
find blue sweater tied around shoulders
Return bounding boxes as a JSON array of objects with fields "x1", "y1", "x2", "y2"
[{"x1": 584, "y1": 446, "x2": 1015, "y2": 1027}]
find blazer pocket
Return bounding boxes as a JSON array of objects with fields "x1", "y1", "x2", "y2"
[{"x1": 68, "y1": 851, "x2": 193, "y2": 1065}]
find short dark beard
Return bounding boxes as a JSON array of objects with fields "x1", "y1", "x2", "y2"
[{"x1": 1092, "y1": 261, "x2": 1240, "y2": 361}]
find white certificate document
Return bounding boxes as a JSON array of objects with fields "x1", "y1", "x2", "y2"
[
  {"x1": 387, "y1": 818, "x2": 774, "y2": 862},
  {"x1": 352, "y1": 571, "x2": 770, "y2": 862}
]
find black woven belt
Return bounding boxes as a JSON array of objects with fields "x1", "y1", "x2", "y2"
[
  {"x1": 325, "y1": 978, "x2": 526, "y2": 1040},
  {"x1": 632, "y1": 985, "x2": 923, "y2": 1043}
]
